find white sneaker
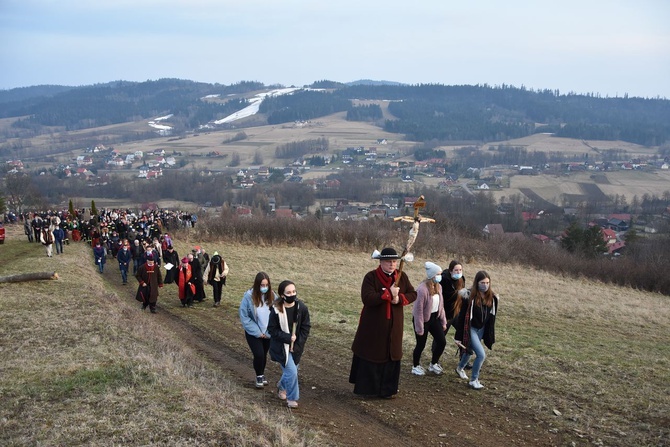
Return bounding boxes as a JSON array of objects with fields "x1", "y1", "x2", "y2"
[
  {"x1": 428, "y1": 363, "x2": 443, "y2": 375},
  {"x1": 469, "y1": 379, "x2": 484, "y2": 390},
  {"x1": 455, "y1": 367, "x2": 468, "y2": 380},
  {"x1": 411, "y1": 365, "x2": 426, "y2": 376}
]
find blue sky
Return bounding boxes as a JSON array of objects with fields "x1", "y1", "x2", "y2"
[{"x1": 1, "y1": 0, "x2": 668, "y2": 98}]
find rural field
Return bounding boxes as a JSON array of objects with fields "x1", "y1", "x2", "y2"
[
  {"x1": 495, "y1": 169, "x2": 670, "y2": 205},
  {"x1": 4, "y1": 105, "x2": 668, "y2": 206},
  {"x1": 1, "y1": 223, "x2": 668, "y2": 446}
]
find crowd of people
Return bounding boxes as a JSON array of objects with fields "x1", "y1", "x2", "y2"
[{"x1": 12, "y1": 208, "x2": 500, "y2": 407}]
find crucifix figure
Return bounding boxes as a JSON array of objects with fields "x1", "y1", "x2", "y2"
[{"x1": 392, "y1": 195, "x2": 436, "y2": 286}]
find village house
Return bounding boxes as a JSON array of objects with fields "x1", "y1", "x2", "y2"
[
  {"x1": 533, "y1": 234, "x2": 551, "y2": 244},
  {"x1": 403, "y1": 197, "x2": 420, "y2": 208},
  {"x1": 107, "y1": 157, "x2": 125, "y2": 167},
  {"x1": 146, "y1": 169, "x2": 163, "y2": 179},
  {"x1": 381, "y1": 197, "x2": 399, "y2": 209},
  {"x1": 368, "y1": 207, "x2": 387, "y2": 219},
  {"x1": 239, "y1": 179, "x2": 255, "y2": 188},
  {"x1": 483, "y1": 223, "x2": 505, "y2": 236},
  {"x1": 601, "y1": 228, "x2": 617, "y2": 246},
  {"x1": 76, "y1": 155, "x2": 93, "y2": 166},
  {"x1": 235, "y1": 205, "x2": 253, "y2": 218},
  {"x1": 274, "y1": 207, "x2": 294, "y2": 218},
  {"x1": 6, "y1": 160, "x2": 24, "y2": 171}
]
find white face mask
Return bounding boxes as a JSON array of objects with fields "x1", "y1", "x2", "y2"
[
  {"x1": 433, "y1": 275, "x2": 442, "y2": 283},
  {"x1": 451, "y1": 272, "x2": 462, "y2": 280}
]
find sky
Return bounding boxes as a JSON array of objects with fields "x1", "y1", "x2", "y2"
[{"x1": 1, "y1": 0, "x2": 669, "y2": 98}]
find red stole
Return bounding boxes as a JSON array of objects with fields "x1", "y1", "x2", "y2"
[{"x1": 374, "y1": 266, "x2": 409, "y2": 319}]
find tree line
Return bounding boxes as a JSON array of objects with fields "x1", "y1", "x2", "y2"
[{"x1": 3, "y1": 80, "x2": 668, "y2": 150}]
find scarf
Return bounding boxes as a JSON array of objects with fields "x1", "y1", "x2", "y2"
[
  {"x1": 374, "y1": 266, "x2": 403, "y2": 319},
  {"x1": 273, "y1": 303, "x2": 291, "y2": 366}
]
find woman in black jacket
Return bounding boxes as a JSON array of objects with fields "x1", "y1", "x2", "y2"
[
  {"x1": 268, "y1": 280, "x2": 311, "y2": 409},
  {"x1": 453, "y1": 270, "x2": 499, "y2": 390},
  {"x1": 440, "y1": 260, "x2": 466, "y2": 331}
]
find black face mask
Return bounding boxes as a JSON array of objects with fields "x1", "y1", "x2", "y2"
[{"x1": 284, "y1": 294, "x2": 297, "y2": 304}]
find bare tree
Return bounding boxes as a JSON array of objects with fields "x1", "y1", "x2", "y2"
[
  {"x1": 230, "y1": 152, "x2": 241, "y2": 167},
  {"x1": 253, "y1": 150, "x2": 264, "y2": 165},
  {"x1": 4, "y1": 173, "x2": 44, "y2": 214}
]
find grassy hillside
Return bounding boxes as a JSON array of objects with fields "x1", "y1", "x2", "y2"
[{"x1": 1, "y1": 224, "x2": 668, "y2": 446}]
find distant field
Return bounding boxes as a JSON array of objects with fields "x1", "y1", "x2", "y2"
[
  {"x1": 4, "y1": 110, "x2": 668, "y2": 205},
  {"x1": 496, "y1": 170, "x2": 670, "y2": 204},
  {"x1": 110, "y1": 112, "x2": 415, "y2": 171}
]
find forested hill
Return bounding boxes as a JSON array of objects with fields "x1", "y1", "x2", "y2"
[{"x1": 1, "y1": 79, "x2": 669, "y2": 146}]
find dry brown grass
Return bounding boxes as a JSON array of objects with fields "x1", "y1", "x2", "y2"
[
  {"x1": 1, "y1": 216, "x2": 669, "y2": 446},
  {"x1": 0, "y1": 229, "x2": 330, "y2": 446},
  {"x1": 149, "y1": 229, "x2": 670, "y2": 446}
]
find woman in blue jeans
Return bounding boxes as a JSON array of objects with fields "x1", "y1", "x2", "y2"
[
  {"x1": 453, "y1": 270, "x2": 499, "y2": 390},
  {"x1": 268, "y1": 280, "x2": 311, "y2": 409}
]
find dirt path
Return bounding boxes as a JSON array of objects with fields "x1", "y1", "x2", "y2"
[
  {"x1": 2, "y1": 223, "x2": 562, "y2": 446},
  {"x1": 104, "y1": 279, "x2": 562, "y2": 447}
]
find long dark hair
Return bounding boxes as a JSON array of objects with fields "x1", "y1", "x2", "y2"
[
  {"x1": 251, "y1": 272, "x2": 272, "y2": 307},
  {"x1": 448, "y1": 260, "x2": 464, "y2": 286},
  {"x1": 471, "y1": 270, "x2": 494, "y2": 308},
  {"x1": 453, "y1": 269, "x2": 493, "y2": 316}
]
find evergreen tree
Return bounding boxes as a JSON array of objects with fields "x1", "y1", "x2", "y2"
[
  {"x1": 91, "y1": 200, "x2": 98, "y2": 220},
  {"x1": 561, "y1": 222, "x2": 608, "y2": 257}
]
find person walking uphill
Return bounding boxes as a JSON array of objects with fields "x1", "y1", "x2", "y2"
[
  {"x1": 176, "y1": 257, "x2": 195, "y2": 308},
  {"x1": 135, "y1": 253, "x2": 164, "y2": 313},
  {"x1": 93, "y1": 241, "x2": 106, "y2": 272},
  {"x1": 268, "y1": 280, "x2": 311, "y2": 409},
  {"x1": 349, "y1": 247, "x2": 417, "y2": 399},
  {"x1": 117, "y1": 241, "x2": 132, "y2": 284},
  {"x1": 239, "y1": 272, "x2": 277, "y2": 389},
  {"x1": 40, "y1": 224, "x2": 54, "y2": 257},
  {"x1": 205, "y1": 251, "x2": 228, "y2": 307},
  {"x1": 411, "y1": 262, "x2": 448, "y2": 376},
  {"x1": 453, "y1": 270, "x2": 499, "y2": 390}
]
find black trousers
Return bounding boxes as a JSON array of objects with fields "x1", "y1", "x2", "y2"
[
  {"x1": 211, "y1": 280, "x2": 223, "y2": 303},
  {"x1": 245, "y1": 332, "x2": 270, "y2": 376},
  {"x1": 413, "y1": 312, "x2": 447, "y2": 366}
]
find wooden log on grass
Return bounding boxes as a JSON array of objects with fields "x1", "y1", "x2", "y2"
[{"x1": 0, "y1": 272, "x2": 59, "y2": 284}]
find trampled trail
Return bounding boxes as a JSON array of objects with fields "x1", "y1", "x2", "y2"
[{"x1": 104, "y1": 267, "x2": 560, "y2": 447}]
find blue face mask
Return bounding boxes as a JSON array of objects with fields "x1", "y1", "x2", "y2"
[
  {"x1": 432, "y1": 275, "x2": 442, "y2": 284},
  {"x1": 260, "y1": 286, "x2": 269, "y2": 294},
  {"x1": 451, "y1": 272, "x2": 462, "y2": 280},
  {"x1": 478, "y1": 283, "x2": 489, "y2": 293}
]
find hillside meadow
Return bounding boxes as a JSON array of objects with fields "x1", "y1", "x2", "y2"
[{"x1": 0, "y1": 223, "x2": 669, "y2": 446}]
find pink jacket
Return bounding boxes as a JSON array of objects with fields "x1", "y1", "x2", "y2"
[{"x1": 412, "y1": 281, "x2": 447, "y2": 335}]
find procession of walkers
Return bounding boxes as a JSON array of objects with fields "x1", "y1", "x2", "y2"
[{"x1": 10, "y1": 206, "x2": 500, "y2": 410}]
